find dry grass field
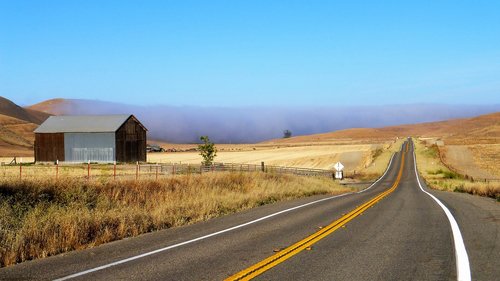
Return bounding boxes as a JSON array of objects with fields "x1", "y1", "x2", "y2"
[
  {"x1": 414, "y1": 138, "x2": 499, "y2": 200},
  {"x1": 0, "y1": 173, "x2": 350, "y2": 267},
  {"x1": 468, "y1": 144, "x2": 500, "y2": 178},
  {"x1": 441, "y1": 145, "x2": 498, "y2": 180},
  {"x1": 148, "y1": 139, "x2": 403, "y2": 179}
]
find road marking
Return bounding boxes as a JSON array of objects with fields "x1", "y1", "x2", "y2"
[
  {"x1": 54, "y1": 151, "x2": 399, "y2": 280},
  {"x1": 54, "y1": 194, "x2": 353, "y2": 280},
  {"x1": 412, "y1": 146, "x2": 471, "y2": 281},
  {"x1": 357, "y1": 152, "x2": 395, "y2": 194},
  {"x1": 226, "y1": 151, "x2": 406, "y2": 281}
]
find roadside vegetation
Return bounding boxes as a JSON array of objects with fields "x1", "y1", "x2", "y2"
[
  {"x1": 0, "y1": 172, "x2": 350, "y2": 267},
  {"x1": 353, "y1": 139, "x2": 404, "y2": 181},
  {"x1": 413, "y1": 138, "x2": 499, "y2": 200}
]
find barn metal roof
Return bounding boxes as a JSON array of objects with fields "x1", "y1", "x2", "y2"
[{"x1": 34, "y1": 115, "x2": 142, "y2": 133}]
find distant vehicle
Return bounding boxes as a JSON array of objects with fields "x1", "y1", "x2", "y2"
[{"x1": 146, "y1": 144, "x2": 165, "y2": 152}]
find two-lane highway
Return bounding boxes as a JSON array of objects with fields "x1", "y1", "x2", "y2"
[{"x1": 1, "y1": 140, "x2": 498, "y2": 280}]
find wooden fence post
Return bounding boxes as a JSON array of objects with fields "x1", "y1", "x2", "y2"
[
  {"x1": 155, "y1": 163, "x2": 158, "y2": 180},
  {"x1": 87, "y1": 160, "x2": 91, "y2": 180},
  {"x1": 113, "y1": 161, "x2": 116, "y2": 180},
  {"x1": 19, "y1": 159, "x2": 22, "y2": 180},
  {"x1": 261, "y1": 162, "x2": 265, "y2": 172},
  {"x1": 136, "y1": 161, "x2": 139, "y2": 180},
  {"x1": 56, "y1": 160, "x2": 59, "y2": 181}
]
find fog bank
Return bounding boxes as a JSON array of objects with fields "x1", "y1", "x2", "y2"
[{"x1": 48, "y1": 100, "x2": 500, "y2": 143}]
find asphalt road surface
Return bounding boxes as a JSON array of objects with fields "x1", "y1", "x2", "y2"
[{"x1": 1, "y1": 140, "x2": 498, "y2": 280}]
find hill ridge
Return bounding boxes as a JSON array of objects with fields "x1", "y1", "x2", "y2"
[{"x1": 0, "y1": 96, "x2": 51, "y2": 124}]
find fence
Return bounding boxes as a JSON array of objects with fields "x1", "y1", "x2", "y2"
[
  {"x1": 436, "y1": 146, "x2": 500, "y2": 183},
  {"x1": 0, "y1": 161, "x2": 337, "y2": 181}
]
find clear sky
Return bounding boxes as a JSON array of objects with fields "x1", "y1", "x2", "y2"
[{"x1": 1, "y1": 1, "x2": 499, "y2": 107}]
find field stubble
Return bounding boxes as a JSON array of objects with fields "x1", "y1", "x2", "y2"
[{"x1": 414, "y1": 138, "x2": 499, "y2": 200}]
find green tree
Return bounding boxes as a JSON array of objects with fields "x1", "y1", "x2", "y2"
[
  {"x1": 283, "y1": 129, "x2": 292, "y2": 138},
  {"x1": 198, "y1": 136, "x2": 217, "y2": 166}
]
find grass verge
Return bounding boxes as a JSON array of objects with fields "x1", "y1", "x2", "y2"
[
  {"x1": 413, "y1": 138, "x2": 499, "y2": 200},
  {"x1": 353, "y1": 139, "x2": 404, "y2": 180},
  {"x1": 0, "y1": 172, "x2": 350, "y2": 267}
]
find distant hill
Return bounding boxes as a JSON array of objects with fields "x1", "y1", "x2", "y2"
[
  {"x1": 1, "y1": 96, "x2": 498, "y2": 156},
  {"x1": 23, "y1": 98, "x2": 500, "y2": 143},
  {"x1": 268, "y1": 112, "x2": 500, "y2": 145},
  {"x1": 0, "y1": 97, "x2": 52, "y2": 156},
  {"x1": 0, "y1": 96, "x2": 50, "y2": 124},
  {"x1": 28, "y1": 98, "x2": 77, "y2": 115}
]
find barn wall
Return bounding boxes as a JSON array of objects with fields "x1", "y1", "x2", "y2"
[
  {"x1": 34, "y1": 133, "x2": 65, "y2": 162},
  {"x1": 64, "y1": 133, "x2": 115, "y2": 162},
  {"x1": 116, "y1": 117, "x2": 147, "y2": 162}
]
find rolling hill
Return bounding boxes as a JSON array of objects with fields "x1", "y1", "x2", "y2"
[
  {"x1": 268, "y1": 112, "x2": 500, "y2": 145},
  {"x1": 28, "y1": 98, "x2": 78, "y2": 115},
  {"x1": 0, "y1": 96, "x2": 50, "y2": 124},
  {"x1": 0, "y1": 97, "x2": 51, "y2": 156},
  {"x1": 25, "y1": 98, "x2": 500, "y2": 143},
  {"x1": 2, "y1": 96, "x2": 499, "y2": 159}
]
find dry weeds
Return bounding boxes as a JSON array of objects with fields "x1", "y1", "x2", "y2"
[
  {"x1": 468, "y1": 144, "x2": 500, "y2": 178},
  {"x1": 414, "y1": 138, "x2": 499, "y2": 200},
  {"x1": 0, "y1": 172, "x2": 349, "y2": 267}
]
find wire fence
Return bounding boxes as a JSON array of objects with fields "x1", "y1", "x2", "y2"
[
  {"x1": 0, "y1": 161, "x2": 339, "y2": 182},
  {"x1": 436, "y1": 146, "x2": 500, "y2": 183}
]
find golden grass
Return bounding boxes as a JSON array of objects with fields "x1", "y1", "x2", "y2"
[
  {"x1": 0, "y1": 172, "x2": 350, "y2": 267},
  {"x1": 356, "y1": 139, "x2": 404, "y2": 180},
  {"x1": 148, "y1": 144, "x2": 373, "y2": 170},
  {"x1": 413, "y1": 138, "x2": 499, "y2": 200},
  {"x1": 148, "y1": 141, "x2": 402, "y2": 179},
  {"x1": 468, "y1": 144, "x2": 500, "y2": 178}
]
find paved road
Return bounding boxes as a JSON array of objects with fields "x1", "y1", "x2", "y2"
[{"x1": 1, "y1": 140, "x2": 498, "y2": 280}]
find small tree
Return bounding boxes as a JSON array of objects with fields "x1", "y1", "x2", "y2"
[
  {"x1": 283, "y1": 129, "x2": 292, "y2": 138},
  {"x1": 198, "y1": 136, "x2": 217, "y2": 166}
]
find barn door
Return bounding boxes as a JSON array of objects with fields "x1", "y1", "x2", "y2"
[{"x1": 125, "y1": 141, "x2": 139, "y2": 162}]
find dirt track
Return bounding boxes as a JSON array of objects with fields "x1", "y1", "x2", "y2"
[{"x1": 442, "y1": 145, "x2": 497, "y2": 180}]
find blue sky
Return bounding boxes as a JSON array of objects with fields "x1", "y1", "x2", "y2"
[{"x1": 1, "y1": 1, "x2": 499, "y2": 107}]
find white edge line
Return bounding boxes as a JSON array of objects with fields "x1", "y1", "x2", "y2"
[
  {"x1": 55, "y1": 152, "x2": 398, "y2": 280},
  {"x1": 357, "y1": 152, "x2": 395, "y2": 194},
  {"x1": 54, "y1": 193, "x2": 352, "y2": 280},
  {"x1": 412, "y1": 146, "x2": 471, "y2": 281}
]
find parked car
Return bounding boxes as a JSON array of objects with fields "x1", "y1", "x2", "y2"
[{"x1": 146, "y1": 144, "x2": 165, "y2": 152}]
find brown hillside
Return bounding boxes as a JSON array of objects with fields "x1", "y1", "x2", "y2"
[
  {"x1": 0, "y1": 96, "x2": 48, "y2": 157},
  {"x1": 0, "y1": 114, "x2": 38, "y2": 144},
  {"x1": 27, "y1": 98, "x2": 69, "y2": 115},
  {"x1": 0, "y1": 114, "x2": 34, "y2": 157},
  {"x1": 267, "y1": 112, "x2": 500, "y2": 144},
  {"x1": 0, "y1": 96, "x2": 51, "y2": 124}
]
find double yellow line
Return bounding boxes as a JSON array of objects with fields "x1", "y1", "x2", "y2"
[{"x1": 226, "y1": 145, "x2": 407, "y2": 281}]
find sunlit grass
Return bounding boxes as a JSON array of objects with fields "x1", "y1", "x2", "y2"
[
  {"x1": 0, "y1": 172, "x2": 350, "y2": 267},
  {"x1": 413, "y1": 138, "x2": 499, "y2": 200}
]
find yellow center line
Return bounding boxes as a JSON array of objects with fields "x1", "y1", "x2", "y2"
[{"x1": 225, "y1": 148, "x2": 407, "y2": 281}]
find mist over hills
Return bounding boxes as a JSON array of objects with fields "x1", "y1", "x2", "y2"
[{"x1": 28, "y1": 98, "x2": 500, "y2": 143}]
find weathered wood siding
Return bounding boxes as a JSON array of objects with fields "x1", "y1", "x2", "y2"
[
  {"x1": 115, "y1": 116, "x2": 147, "y2": 162},
  {"x1": 34, "y1": 133, "x2": 65, "y2": 162}
]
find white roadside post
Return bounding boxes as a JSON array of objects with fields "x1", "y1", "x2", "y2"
[{"x1": 333, "y1": 162, "x2": 344, "y2": 179}]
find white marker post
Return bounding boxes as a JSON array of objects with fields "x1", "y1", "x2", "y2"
[{"x1": 333, "y1": 162, "x2": 344, "y2": 179}]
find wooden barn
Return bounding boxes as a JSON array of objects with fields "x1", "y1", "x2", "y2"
[{"x1": 34, "y1": 115, "x2": 147, "y2": 163}]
